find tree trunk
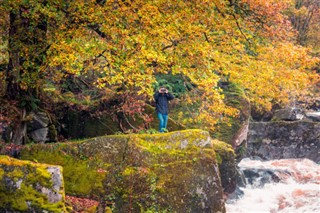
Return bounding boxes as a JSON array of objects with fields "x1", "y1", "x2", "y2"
[
  {"x1": 6, "y1": 12, "x2": 21, "y2": 100},
  {"x1": 291, "y1": 0, "x2": 319, "y2": 46},
  {"x1": 5, "y1": 4, "x2": 48, "y2": 144}
]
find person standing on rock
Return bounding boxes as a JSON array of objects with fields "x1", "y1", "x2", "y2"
[{"x1": 154, "y1": 87, "x2": 174, "y2": 132}]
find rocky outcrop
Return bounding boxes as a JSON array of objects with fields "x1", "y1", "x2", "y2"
[
  {"x1": 272, "y1": 107, "x2": 304, "y2": 121},
  {"x1": 0, "y1": 155, "x2": 66, "y2": 212},
  {"x1": 28, "y1": 111, "x2": 58, "y2": 143},
  {"x1": 1, "y1": 111, "x2": 57, "y2": 144},
  {"x1": 215, "y1": 83, "x2": 251, "y2": 149},
  {"x1": 246, "y1": 121, "x2": 320, "y2": 163},
  {"x1": 305, "y1": 111, "x2": 320, "y2": 122},
  {"x1": 212, "y1": 140, "x2": 237, "y2": 194},
  {"x1": 19, "y1": 129, "x2": 228, "y2": 212}
]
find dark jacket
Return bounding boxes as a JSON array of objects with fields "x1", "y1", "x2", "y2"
[{"x1": 153, "y1": 92, "x2": 174, "y2": 115}]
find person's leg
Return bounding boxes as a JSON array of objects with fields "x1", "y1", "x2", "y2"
[
  {"x1": 157, "y1": 112, "x2": 164, "y2": 132},
  {"x1": 163, "y1": 114, "x2": 168, "y2": 131}
]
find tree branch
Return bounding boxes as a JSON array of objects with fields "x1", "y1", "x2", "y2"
[{"x1": 231, "y1": 13, "x2": 251, "y2": 44}]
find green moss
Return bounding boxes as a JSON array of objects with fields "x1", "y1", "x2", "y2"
[
  {"x1": 212, "y1": 140, "x2": 235, "y2": 154},
  {"x1": 19, "y1": 130, "x2": 225, "y2": 212},
  {"x1": 211, "y1": 140, "x2": 235, "y2": 167},
  {"x1": 214, "y1": 82, "x2": 250, "y2": 145},
  {"x1": 20, "y1": 143, "x2": 107, "y2": 196},
  {"x1": 8, "y1": 168, "x2": 24, "y2": 182},
  {"x1": 105, "y1": 207, "x2": 113, "y2": 213},
  {"x1": 48, "y1": 124, "x2": 58, "y2": 141},
  {"x1": 212, "y1": 140, "x2": 237, "y2": 194},
  {"x1": 0, "y1": 155, "x2": 66, "y2": 212},
  {"x1": 105, "y1": 131, "x2": 219, "y2": 212},
  {"x1": 214, "y1": 119, "x2": 241, "y2": 144},
  {"x1": 3, "y1": 184, "x2": 49, "y2": 211}
]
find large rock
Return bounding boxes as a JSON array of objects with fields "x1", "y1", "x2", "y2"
[
  {"x1": 0, "y1": 155, "x2": 66, "y2": 212},
  {"x1": 212, "y1": 140, "x2": 237, "y2": 194},
  {"x1": 272, "y1": 107, "x2": 304, "y2": 121},
  {"x1": 28, "y1": 111, "x2": 57, "y2": 143},
  {"x1": 20, "y1": 129, "x2": 226, "y2": 212},
  {"x1": 2, "y1": 111, "x2": 58, "y2": 144},
  {"x1": 246, "y1": 121, "x2": 320, "y2": 163},
  {"x1": 304, "y1": 111, "x2": 320, "y2": 122},
  {"x1": 215, "y1": 82, "x2": 250, "y2": 150}
]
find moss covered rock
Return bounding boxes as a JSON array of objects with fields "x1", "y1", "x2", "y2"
[
  {"x1": 0, "y1": 155, "x2": 66, "y2": 212},
  {"x1": 212, "y1": 140, "x2": 237, "y2": 194},
  {"x1": 20, "y1": 129, "x2": 226, "y2": 212},
  {"x1": 214, "y1": 83, "x2": 250, "y2": 149}
]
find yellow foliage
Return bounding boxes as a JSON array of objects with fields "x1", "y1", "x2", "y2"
[{"x1": 1, "y1": 0, "x2": 319, "y2": 131}]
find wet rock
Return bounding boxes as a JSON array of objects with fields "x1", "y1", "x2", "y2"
[
  {"x1": 225, "y1": 187, "x2": 244, "y2": 203},
  {"x1": 305, "y1": 111, "x2": 320, "y2": 122},
  {"x1": 242, "y1": 169, "x2": 282, "y2": 187}
]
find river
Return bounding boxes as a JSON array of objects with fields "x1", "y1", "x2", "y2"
[{"x1": 226, "y1": 158, "x2": 320, "y2": 213}]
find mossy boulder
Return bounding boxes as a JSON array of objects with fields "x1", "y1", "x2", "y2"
[
  {"x1": 214, "y1": 83, "x2": 250, "y2": 149},
  {"x1": 212, "y1": 140, "x2": 237, "y2": 194},
  {"x1": 0, "y1": 155, "x2": 66, "y2": 212},
  {"x1": 20, "y1": 129, "x2": 226, "y2": 212}
]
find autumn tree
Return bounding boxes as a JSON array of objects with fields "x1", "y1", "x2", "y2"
[
  {"x1": 0, "y1": 0, "x2": 319, "y2": 143},
  {"x1": 224, "y1": 0, "x2": 319, "y2": 110},
  {"x1": 0, "y1": 0, "x2": 51, "y2": 143},
  {"x1": 289, "y1": 0, "x2": 320, "y2": 46}
]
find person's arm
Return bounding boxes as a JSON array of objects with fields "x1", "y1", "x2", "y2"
[
  {"x1": 154, "y1": 92, "x2": 160, "y2": 101},
  {"x1": 166, "y1": 92, "x2": 174, "y2": 101}
]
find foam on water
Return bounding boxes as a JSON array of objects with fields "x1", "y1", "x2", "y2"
[{"x1": 226, "y1": 158, "x2": 320, "y2": 213}]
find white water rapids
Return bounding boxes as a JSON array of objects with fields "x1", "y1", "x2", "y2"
[{"x1": 226, "y1": 158, "x2": 320, "y2": 213}]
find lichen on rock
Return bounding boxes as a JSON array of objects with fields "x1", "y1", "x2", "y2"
[
  {"x1": 19, "y1": 129, "x2": 227, "y2": 212},
  {"x1": 212, "y1": 140, "x2": 237, "y2": 194},
  {"x1": 0, "y1": 155, "x2": 66, "y2": 212}
]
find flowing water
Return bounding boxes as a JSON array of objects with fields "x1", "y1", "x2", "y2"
[{"x1": 226, "y1": 158, "x2": 320, "y2": 213}]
